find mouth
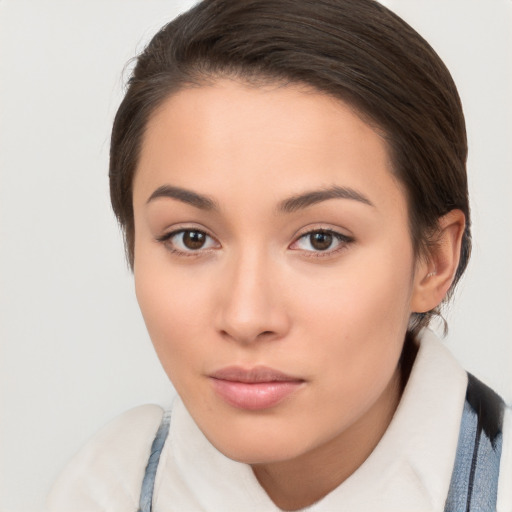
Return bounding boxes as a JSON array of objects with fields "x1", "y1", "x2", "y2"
[{"x1": 209, "y1": 366, "x2": 305, "y2": 411}]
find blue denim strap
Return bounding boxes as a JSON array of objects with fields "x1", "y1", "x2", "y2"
[
  {"x1": 444, "y1": 373, "x2": 504, "y2": 512},
  {"x1": 138, "y1": 410, "x2": 172, "y2": 512}
]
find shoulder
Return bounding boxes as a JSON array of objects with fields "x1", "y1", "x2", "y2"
[{"x1": 47, "y1": 404, "x2": 164, "y2": 512}]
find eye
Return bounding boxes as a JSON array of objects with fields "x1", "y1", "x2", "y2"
[
  {"x1": 290, "y1": 229, "x2": 353, "y2": 254},
  {"x1": 158, "y1": 229, "x2": 219, "y2": 254}
]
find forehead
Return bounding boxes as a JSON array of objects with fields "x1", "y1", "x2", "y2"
[{"x1": 133, "y1": 79, "x2": 406, "y2": 215}]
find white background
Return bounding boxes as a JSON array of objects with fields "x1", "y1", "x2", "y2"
[{"x1": 1, "y1": 1, "x2": 511, "y2": 510}]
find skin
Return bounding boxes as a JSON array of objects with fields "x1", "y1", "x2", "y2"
[{"x1": 132, "y1": 79, "x2": 464, "y2": 510}]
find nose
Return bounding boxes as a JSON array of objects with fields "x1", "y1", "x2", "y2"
[{"x1": 214, "y1": 249, "x2": 291, "y2": 344}]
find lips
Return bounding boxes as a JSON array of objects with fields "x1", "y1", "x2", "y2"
[{"x1": 209, "y1": 366, "x2": 305, "y2": 410}]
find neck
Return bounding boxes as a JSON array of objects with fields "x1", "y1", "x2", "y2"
[{"x1": 251, "y1": 366, "x2": 404, "y2": 511}]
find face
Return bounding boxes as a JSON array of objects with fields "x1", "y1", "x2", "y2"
[{"x1": 132, "y1": 79, "x2": 422, "y2": 465}]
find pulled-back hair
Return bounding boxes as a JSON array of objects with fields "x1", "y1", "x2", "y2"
[{"x1": 109, "y1": 0, "x2": 470, "y2": 337}]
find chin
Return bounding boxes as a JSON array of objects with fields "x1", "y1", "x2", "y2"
[
  {"x1": 214, "y1": 439, "x2": 302, "y2": 466},
  {"x1": 200, "y1": 416, "x2": 319, "y2": 466}
]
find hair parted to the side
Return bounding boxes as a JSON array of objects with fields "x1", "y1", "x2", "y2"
[{"x1": 109, "y1": 0, "x2": 471, "y2": 339}]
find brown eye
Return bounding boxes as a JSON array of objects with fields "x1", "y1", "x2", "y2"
[
  {"x1": 182, "y1": 230, "x2": 206, "y2": 249},
  {"x1": 160, "y1": 229, "x2": 219, "y2": 254},
  {"x1": 290, "y1": 229, "x2": 353, "y2": 255},
  {"x1": 309, "y1": 231, "x2": 333, "y2": 251}
]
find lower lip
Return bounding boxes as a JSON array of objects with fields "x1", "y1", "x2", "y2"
[{"x1": 210, "y1": 379, "x2": 304, "y2": 410}]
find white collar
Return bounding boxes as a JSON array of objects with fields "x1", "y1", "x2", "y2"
[{"x1": 155, "y1": 330, "x2": 468, "y2": 511}]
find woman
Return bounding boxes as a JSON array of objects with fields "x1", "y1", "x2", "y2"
[{"x1": 47, "y1": 0, "x2": 511, "y2": 510}]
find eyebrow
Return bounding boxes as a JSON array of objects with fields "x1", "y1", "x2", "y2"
[
  {"x1": 278, "y1": 185, "x2": 374, "y2": 213},
  {"x1": 146, "y1": 184, "x2": 374, "y2": 213},
  {"x1": 146, "y1": 185, "x2": 219, "y2": 211}
]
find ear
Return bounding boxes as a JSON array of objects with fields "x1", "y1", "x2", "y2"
[{"x1": 410, "y1": 209, "x2": 466, "y2": 314}]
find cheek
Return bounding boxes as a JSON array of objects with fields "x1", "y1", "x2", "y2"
[
  {"x1": 297, "y1": 244, "x2": 414, "y2": 339},
  {"x1": 294, "y1": 245, "x2": 414, "y2": 404},
  {"x1": 133, "y1": 254, "x2": 214, "y2": 380}
]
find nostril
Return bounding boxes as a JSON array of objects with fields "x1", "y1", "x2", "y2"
[{"x1": 219, "y1": 328, "x2": 277, "y2": 344}]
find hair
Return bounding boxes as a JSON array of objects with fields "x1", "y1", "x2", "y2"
[{"x1": 109, "y1": 0, "x2": 471, "y2": 339}]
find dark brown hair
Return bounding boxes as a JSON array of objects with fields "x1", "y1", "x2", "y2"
[{"x1": 109, "y1": 0, "x2": 471, "y2": 336}]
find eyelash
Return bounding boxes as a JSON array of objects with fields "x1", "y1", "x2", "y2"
[
  {"x1": 291, "y1": 229, "x2": 354, "y2": 258},
  {"x1": 156, "y1": 227, "x2": 354, "y2": 259},
  {"x1": 156, "y1": 228, "x2": 218, "y2": 258}
]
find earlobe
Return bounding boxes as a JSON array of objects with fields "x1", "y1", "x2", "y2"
[{"x1": 411, "y1": 209, "x2": 466, "y2": 314}]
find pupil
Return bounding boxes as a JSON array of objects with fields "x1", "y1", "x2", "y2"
[
  {"x1": 311, "y1": 232, "x2": 332, "y2": 251},
  {"x1": 183, "y1": 231, "x2": 205, "y2": 249}
]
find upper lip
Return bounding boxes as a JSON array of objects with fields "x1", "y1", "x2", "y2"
[{"x1": 209, "y1": 365, "x2": 304, "y2": 383}]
